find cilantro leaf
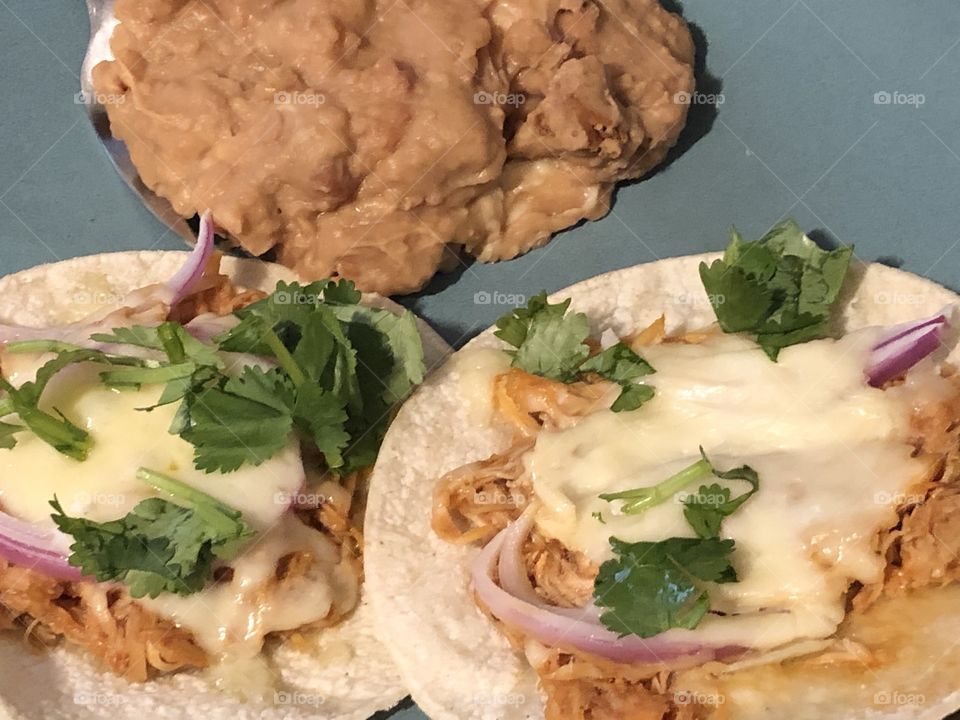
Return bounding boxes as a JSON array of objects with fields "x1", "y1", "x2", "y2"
[
  {"x1": 330, "y1": 304, "x2": 425, "y2": 405},
  {"x1": 599, "y1": 449, "x2": 760, "y2": 532},
  {"x1": 683, "y1": 460, "x2": 760, "y2": 539},
  {"x1": 581, "y1": 342, "x2": 656, "y2": 413},
  {"x1": 610, "y1": 383, "x2": 655, "y2": 412},
  {"x1": 495, "y1": 292, "x2": 590, "y2": 382},
  {"x1": 180, "y1": 368, "x2": 294, "y2": 472},
  {"x1": 50, "y1": 469, "x2": 254, "y2": 597},
  {"x1": 580, "y1": 342, "x2": 655, "y2": 383},
  {"x1": 594, "y1": 536, "x2": 737, "y2": 638},
  {"x1": 292, "y1": 382, "x2": 350, "y2": 468},
  {"x1": 494, "y1": 291, "x2": 566, "y2": 348},
  {"x1": 0, "y1": 374, "x2": 92, "y2": 461},
  {"x1": 699, "y1": 220, "x2": 853, "y2": 360},
  {"x1": 494, "y1": 297, "x2": 656, "y2": 409},
  {"x1": 513, "y1": 311, "x2": 590, "y2": 382},
  {"x1": 211, "y1": 281, "x2": 424, "y2": 474},
  {"x1": 0, "y1": 421, "x2": 21, "y2": 449}
]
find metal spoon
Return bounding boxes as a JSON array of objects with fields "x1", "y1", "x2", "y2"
[{"x1": 80, "y1": 0, "x2": 195, "y2": 244}]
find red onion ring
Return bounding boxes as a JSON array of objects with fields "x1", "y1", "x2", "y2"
[
  {"x1": 866, "y1": 307, "x2": 952, "y2": 387},
  {"x1": 496, "y1": 506, "x2": 603, "y2": 621},
  {"x1": 166, "y1": 210, "x2": 215, "y2": 305},
  {"x1": 0, "y1": 511, "x2": 84, "y2": 581},
  {"x1": 472, "y1": 518, "x2": 737, "y2": 664}
]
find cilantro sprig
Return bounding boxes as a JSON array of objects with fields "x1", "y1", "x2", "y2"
[
  {"x1": 50, "y1": 468, "x2": 254, "y2": 598},
  {"x1": 208, "y1": 280, "x2": 425, "y2": 474},
  {"x1": 593, "y1": 536, "x2": 737, "y2": 638},
  {"x1": 699, "y1": 220, "x2": 853, "y2": 360},
  {"x1": 494, "y1": 292, "x2": 655, "y2": 411},
  {"x1": 0, "y1": 345, "x2": 150, "y2": 459},
  {"x1": 682, "y1": 462, "x2": 759, "y2": 539},
  {"x1": 598, "y1": 449, "x2": 759, "y2": 535}
]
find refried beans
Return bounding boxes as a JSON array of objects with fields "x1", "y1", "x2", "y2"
[{"x1": 93, "y1": 0, "x2": 695, "y2": 294}]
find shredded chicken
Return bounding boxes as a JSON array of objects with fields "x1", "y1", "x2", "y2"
[
  {"x1": 432, "y1": 439, "x2": 535, "y2": 544},
  {"x1": 853, "y1": 372, "x2": 960, "y2": 609},
  {"x1": 0, "y1": 559, "x2": 207, "y2": 681},
  {"x1": 531, "y1": 645, "x2": 712, "y2": 720},
  {"x1": 494, "y1": 368, "x2": 615, "y2": 436},
  {"x1": 525, "y1": 531, "x2": 597, "y2": 609}
]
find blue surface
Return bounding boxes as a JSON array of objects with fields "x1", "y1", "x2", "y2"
[{"x1": 2, "y1": 2, "x2": 960, "y2": 718}]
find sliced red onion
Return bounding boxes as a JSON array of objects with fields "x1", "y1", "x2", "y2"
[
  {"x1": 866, "y1": 307, "x2": 953, "y2": 387},
  {"x1": 0, "y1": 511, "x2": 84, "y2": 581},
  {"x1": 0, "y1": 306, "x2": 166, "y2": 349},
  {"x1": 472, "y1": 520, "x2": 736, "y2": 664},
  {"x1": 166, "y1": 210, "x2": 215, "y2": 305},
  {"x1": 184, "y1": 313, "x2": 239, "y2": 343},
  {"x1": 496, "y1": 506, "x2": 603, "y2": 621}
]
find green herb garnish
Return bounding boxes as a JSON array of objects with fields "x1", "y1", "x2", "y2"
[
  {"x1": 599, "y1": 454, "x2": 714, "y2": 514},
  {"x1": 495, "y1": 294, "x2": 655, "y2": 410},
  {"x1": 699, "y1": 219, "x2": 853, "y2": 360},
  {"x1": 580, "y1": 342, "x2": 656, "y2": 411},
  {"x1": 593, "y1": 536, "x2": 737, "y2": 638},
  {"x1": 598, "y1": 449, "x2": 760, "y2": 525},
  {"x1": 50, "y1": 468, "x2": 254, "y2": 598},
  {"x1": 682, "y1": 462, "x2": 759, "y2": 539},
  {"x1": 494, "y1": 292, "x2": 590, "y2": 382}
]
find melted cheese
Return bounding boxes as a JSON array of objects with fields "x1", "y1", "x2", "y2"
[
  {"x1": 0, "y1": 356, "x2": 355, "y2": 658},
  {"x1": 140, "y1": 515, "x2": 358, "y2": 657},
  {"x1": 0, "y1": 363, "x2": 304, "y2": 528},
  {"x1": 450, "y1": 345, "x2": 511, "y2": 425},
  {"x1": 522, "y1": 331, "x2": 929, "y2": 650}
]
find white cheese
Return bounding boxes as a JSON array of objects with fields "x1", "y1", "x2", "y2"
[
  {"x1": 523, "y1": 331, "x2": 929, "y2": 650},
  {"x1": 139, "y1": 514, "x2": 358, "y2": 658},
  {"x1": 0, "y1": 362, "x2": 304, "y2": 529},
  {"x1": 450, "y1": 345, "x2": 511, "y2": 425}
]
